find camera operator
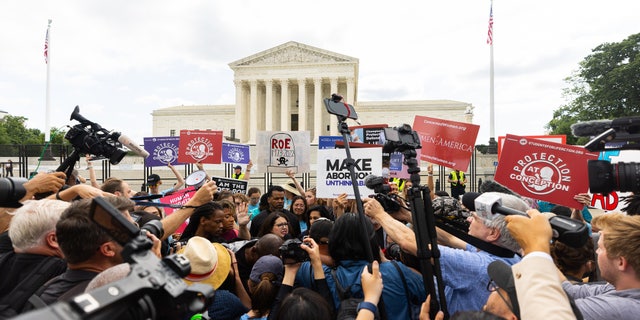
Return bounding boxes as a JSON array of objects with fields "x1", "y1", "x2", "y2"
[
  {"x1": 363, "y1": 191, "x2": 527, "y2": 314},
  {"x1": 0, "y1": 199, "x2": 70, "y2": 317},
  {"x1": 25, "y1": 197, "x2": 161, "y2": 308}
]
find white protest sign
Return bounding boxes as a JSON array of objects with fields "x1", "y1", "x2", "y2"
[{"x1": 316, "y1": 147, "x2": 382, "y2": 199}]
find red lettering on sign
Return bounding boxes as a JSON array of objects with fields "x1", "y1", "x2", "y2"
[
  {"x1": 592, "y1": 192, "x2": 619, "y2": 211},
  {"x1": 271, "y1": 138, "x2": 291, "y2": 149}
]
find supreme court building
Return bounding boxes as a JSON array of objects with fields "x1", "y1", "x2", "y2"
[{"x1": 151, "y1": 41, "x2": 474, "y2": 144}]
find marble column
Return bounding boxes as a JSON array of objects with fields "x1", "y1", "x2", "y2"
[
  {"x1": 249, "y1": 80, "x2": 258, "y2": 143},
  {"x1": 329, "y1": 78, "x2": 339, "y2": 136},
  {"x1": 280, "y1": 79, "x2": 290, "y2": 131},
  {"x1": 346, "y1": 77, "x2": 356, "y2": 107},
  {"x1": 313, "y1": 77, "x2": 323, "y2": 143},
  {"x1": 297, "y1": 78, "x2": 307, "y2": 132},
  {"x1": 265, "y1": 79, "x2": 274, "y2": 131},
  {"x1": 234, "y1": 79, "x2": 245, "y2": 142}
]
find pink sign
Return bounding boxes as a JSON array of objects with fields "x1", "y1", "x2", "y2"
[
  {"x1": 159, "y1": 187, "x2": 197, "y2": 234},
  {"x1": 412, "y1": 116, "x2": 480, "y2": 171},
  {"x1": 178, "y1": 130, "x2": 223, "y2": 164},
  {"x1": 494, "y1": 134, "x2": 599, "y2": 208}
]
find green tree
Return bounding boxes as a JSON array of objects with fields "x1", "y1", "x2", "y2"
[
  {"x1": 546, "y1": 33, "x2": 640, "y2": 145},
  {"x1": 0, "y1": 115, "x2": 43, "y2": 145}
]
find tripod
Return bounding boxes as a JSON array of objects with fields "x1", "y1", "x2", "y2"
[{"x1": 400, "y1": 146, "x2": 449, "y2": 319}]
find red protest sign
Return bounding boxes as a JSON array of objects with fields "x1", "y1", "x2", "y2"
[
  {"x1": 412, "y1": 115, "x2": 479, "y2": 171},
  {"x1": 159, "y1": 187, "x2": 197, "y2": 234},
  {"x1": 178, "y1": 130, "x2": 223, "y2": 164},
  {"x1": 494, "y1": 134, "x2": 599, "y2": 208}
]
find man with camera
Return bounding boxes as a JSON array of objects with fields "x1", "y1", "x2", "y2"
[{"x1": 363, "y1": 191, "x2": 526, "y2": 314}]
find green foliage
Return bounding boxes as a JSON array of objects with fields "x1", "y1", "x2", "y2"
[
  {"x1": 0, "y1": 115, "x2": 69, "y2": 145},
  {"x1": 546, "y1": 33, "x2": 640, "y2": 145}
]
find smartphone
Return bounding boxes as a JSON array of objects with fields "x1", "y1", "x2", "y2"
[
  {"x1": 324, "y1": 98, "x2": 358, "y2": 120},
  {"x1": 90, "y1": 197, "x2": 139, "y2": 245}
]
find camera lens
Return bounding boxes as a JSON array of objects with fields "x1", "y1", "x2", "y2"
[
  {"x1": 588, "y1": 160, "x2": 640, "y2": 194},
  {"x1": 617, "y1": 162, "x2": 640, "y2": 193}
]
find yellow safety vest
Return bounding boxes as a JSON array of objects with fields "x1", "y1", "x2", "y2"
[{"x1": 450, "y1": 171, "x2": 465, "y2": 186}]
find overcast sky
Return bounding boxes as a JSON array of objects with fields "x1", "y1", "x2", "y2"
[{"x1": 1, "y1": 0, "x2": 638, "y2": 147}]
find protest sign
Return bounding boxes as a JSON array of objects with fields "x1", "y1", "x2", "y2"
[
  {"x1": 222, "y1": 142, "x2": 250, "y2": 164},
  {"x1": 159, "y1": 187, "x2": 196, "y2": 234},
  {"x1": 316, "y1": 147, "x2": 382, "y2": 199},
  {"x1": 494, "y1": 134, "x2": 599, "y2": 208},
  {"x1": 178, "y1": 130, "x2": 223, "y2": 164},
  {"x1": 412, "y1": 115, "x2": 479, "y2": 171},
  {"x1": 256, "y1": 131, "x2": 310, "y2": 173},
  {"x1": 210, "y1": 176, "x2": 248, "y2": 194},
  {"x1": 143, "y1": 136, "x2": 183, "y2": 167}
]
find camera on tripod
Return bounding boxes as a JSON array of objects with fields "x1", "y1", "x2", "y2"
[{"x1": 574, "y1": 116, "x2": 640, "y2": 194}]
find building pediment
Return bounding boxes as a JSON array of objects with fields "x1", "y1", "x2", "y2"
[{"x1": 229, "y1": 41, "x2": 358, "y2": 68}]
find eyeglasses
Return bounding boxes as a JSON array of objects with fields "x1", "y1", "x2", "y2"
[
  {"x1": 487, "y1": 280, "x2": 514, "y2": 314},
  {"x1": 275, "y1": 223, "x2": 289, "y2": 228}
]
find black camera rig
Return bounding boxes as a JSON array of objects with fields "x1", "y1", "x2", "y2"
[{"x1": 13, "y1": 197, "x2": 214, "y2": 320}]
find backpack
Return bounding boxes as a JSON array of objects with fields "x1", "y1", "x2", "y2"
[{"x1": 331, "y1": 265, "x2": 380, "y2": 320}]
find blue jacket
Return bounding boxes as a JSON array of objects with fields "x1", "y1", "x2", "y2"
[{"x1": 296, "y1": 259, "x2": 426, "y2": 320}]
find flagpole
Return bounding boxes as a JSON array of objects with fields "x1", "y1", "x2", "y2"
[
  {"x1": 487, "y1": 0, "x2": 498, "y2": 154},
  {"x1": 45, "y1": 19, "x2": 52, "y2": 143}
]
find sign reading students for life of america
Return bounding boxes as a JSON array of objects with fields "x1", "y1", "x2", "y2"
[
  {"x1": 144, "y1": 136, "x2": 184, "y2": 167},
  {"x1": 494, "y1": 134, "x2": 599, "y2": 208},
  {"x1": 412, "y1": 115, "x2": 480, "y2": 171},
  {"x1": 316, "y1": 147, "x2": 382, "y2": 199},
  {"x1": 177, "y1": 130, "x2": 223, "y2": 164},
  {"x1": 256, "y1": 131, "x2": 310, "y2": 173}
]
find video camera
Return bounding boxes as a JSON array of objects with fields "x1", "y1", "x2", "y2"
[
  {"x1": 64, "y1": 106, "x2": 128, "y2": 165},
  {"x1": 279, "y1": 238, "x2": 310, "y2": 264},
  {"x1": 571, "y1": 116, "x2": 640, "y2": 194},
  {"x1": 13, "y1": 197, "x2": 213, "y2": 320}
]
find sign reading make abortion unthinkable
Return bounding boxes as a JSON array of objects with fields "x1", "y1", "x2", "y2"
[
  {"x1": 177, "y1": 130, "x2": 223, "y2": 164},
  {"x1": 143, "y1": 136, "x2": 184, "y2": 167},
  {"x1": 256, "y1": 131, "x2": 310, "y2": 173},
  {"x1": 412, "y1": 115, "x2": 480, "y2": 171},
  {"x1": 494, "y1": 134, "x2": 599, "y2": 208},
  {"x1": 316, "y1": 147, "x2": 382, "y2": 199}
]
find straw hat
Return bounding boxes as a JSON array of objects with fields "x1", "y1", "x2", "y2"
[
  {"x1": 178, "y1": 236, "x2": 231, "y2": 290},
  {"x1": 281, "y1": 182, "x2": 301, "y2": 196}
]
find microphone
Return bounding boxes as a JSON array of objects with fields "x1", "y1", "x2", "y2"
[
  {"x1": 117, "y1": 134, "x2": 150, "y2": 158},
  {"x1": 364, "y1": 174, "x2": 391, "y2": 194},
  {"x1": 461, "y1": 192, "x2": 526, "y2": 220},
  {"x1": 570, "y1": 119, "x2": 612, "y2": 137},
  {"x1": 462, "y1": 192, "x2": 589, "y2": 247}
]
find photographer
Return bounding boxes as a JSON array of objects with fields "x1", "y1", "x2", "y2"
[{"x1": 363, "y1": 192, "x2": 527, "y2": 314}]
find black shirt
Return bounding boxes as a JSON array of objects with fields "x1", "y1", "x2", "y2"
[{"x1": 250, "y1": 209, "x2": 301, "y2": 238}]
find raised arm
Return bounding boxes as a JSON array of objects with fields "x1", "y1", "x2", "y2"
[
  {"x1": 242, "y1": 160, "x2": 253, "y2": 181},
  {"x1": 168, "y1": 163, "x2": 185, "y2": 190},
  {"x1": 159, "y1": 180, "x2": 217, "y2": 240},
  {"x1": 285, "y1": 168, "x2": 305, "y2": 196}
]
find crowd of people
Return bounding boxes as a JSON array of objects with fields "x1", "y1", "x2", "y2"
[{"x1": 1, "y1": 155, "x2": 639, "y2": 320}]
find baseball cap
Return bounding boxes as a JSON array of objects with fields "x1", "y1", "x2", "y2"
[
  {"x1": 249, "y1": 254, "x2": 283, "y2": 283},
  {"x1": 234, "y1": 165, "x2": 242, "y2": 170},
  {"x1": 487, "y1": 260, "x2": 520, "y2": 317},
  {"x1": 147, "y1": 174, "x2": 161, "y2": 186}
]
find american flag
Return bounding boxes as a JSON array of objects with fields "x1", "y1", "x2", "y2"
[
  {"x1": 486, "y1": 4, "x2": 494, "y2": 45},
  {"x1": 44, "y1": 29, "x2": 49, "y2": 64}
]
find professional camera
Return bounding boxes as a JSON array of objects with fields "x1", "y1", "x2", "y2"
[
  {"x1": 279, "y1": 238, "x2": 309, "y2": 263},
  {"x1": 0, "y1": 177, "x2": 27, "y2": 208},
  {"x1": 13, "y1": 197, "x2": 214, "y2": 320},
  {"x1": 65, "y1": 105, "x2": 127, "y2": 165},
  {"x1": 382, "y1": 124, "x2": 422, "y2": 154},
  {"x1": 571, "y1": 116, "x2": 640, "y2": 195}
]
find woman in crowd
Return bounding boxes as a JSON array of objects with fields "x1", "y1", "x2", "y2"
[
  {"x1": 219, "y1": 199, "x2": 239, "y2": 241},
  {"x1": 295, "y1": 212, "x2": 426, "y2": 319},
  {"x1": 258, "y1": 212, "x2": 292, "y2": 240},
  {"x1": 289, "y1": 195, "x2": 309, "y2": 235},
  {"x1": 242, "y1": 255, "x2": 284, "y2": 320}
]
